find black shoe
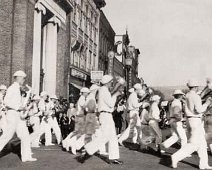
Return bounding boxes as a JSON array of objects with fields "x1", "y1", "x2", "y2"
[
  {"x1": 109, "y1": 159, "x2": 123, "y2": 165},
  {"x1": 156, "y1": 145, "x2": 162, "y2": 156},
  {"x1": 76, "y1": 152, "x2": 92, "y2": 163}
]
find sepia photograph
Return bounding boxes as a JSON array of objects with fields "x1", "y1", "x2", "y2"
[{"x1": 0, "y1": 0, "x2": 212, "y2": 169}]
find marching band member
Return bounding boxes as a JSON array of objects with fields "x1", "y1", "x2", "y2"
[
  {"x1": 171, "y1": 80, "x2": 212, "y2": 169},
  {"x1": 29, "y1": 95, "x2": 41, "y2": 148},
  {"x1": 74, "y1": 84, "x2": 100, "y2": 152},
  {"x1": 0, "y1": 71, "x2": 36, "y2": 162},
  {"x1": 38, "y1": 92, "x2": 53, "y2": 146},
  {"x1": 162, "y1": 90, "x2": 187, "y2": 149},
  {"x1": 62, "y1": 87, "x2": 90, "y2": 154},
  {"x1": 148, "y1": 95, "x2": 163, "y2": 154},
  {"x1": 118, "y1": 84, "x2": 144, "y2": 145},
  {"x1": 77, "y1": 75, "x2": 123, "y2": 165},
  {"x1": 0, "y1": 85, "x2": 7, "y2": 133},
  {"x1": 48, "y1": 95, "x2": 62, "y2": 145}
]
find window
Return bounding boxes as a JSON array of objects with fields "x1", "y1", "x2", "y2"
[
  {"x1": 89, "y1": 51, "x2": 92, "y2": 70},
  {"x1": 94, "y1": 29, "x2": 97, "y2": 42},
  {"x1": 73, "y1": 6, "x2": 77, "y2": 22},
  {"x1": 93, "y1": 54, "x2": 96, "y2": 69},
  {"x1": 90, "y1": 24, "x2": 92, "y2": 38},
  {"x1": 94, "y1": 16, "x2": 98, "y2": 26},
  {"x1": 85, "y1": 18, "x2": 88, "y2": 33}
]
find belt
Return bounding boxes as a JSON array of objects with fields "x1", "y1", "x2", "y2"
[
  {"x1": 141, "y1": 123, "x2": 148, "y2": 126},
  {"x1": 100, "y1": 111, "x2": 112, "y2": 114},
  {"x1": 187, "y1": 116, "x2": 201, "y2": 119}
]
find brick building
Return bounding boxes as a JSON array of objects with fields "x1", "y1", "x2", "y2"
[
  {"x1": 0, "y1": 0, "x2": 73, "y2": 98},
  {"x1": 0, "y1": 0, "x2": 107, "y2": 102}
]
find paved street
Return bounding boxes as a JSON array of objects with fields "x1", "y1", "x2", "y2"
[{"x1": 0, "y1": 139, "x2": 212, "y2": 170}]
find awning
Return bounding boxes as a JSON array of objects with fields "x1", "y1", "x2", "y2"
[{"x1": 70, "y1": 83, "x2": 82, "y2": 90}]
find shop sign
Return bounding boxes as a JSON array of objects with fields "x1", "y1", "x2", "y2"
[
  {"x1": 71, "y1": 68, "x2": 87, "y2": 80},
  {"x1": 91, "y1": 71, "x2": 104, "y2": 81}
]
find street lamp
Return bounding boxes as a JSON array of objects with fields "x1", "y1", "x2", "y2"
[{"x1": 125, "y1": 56, "x2": 133, "y2": 94}]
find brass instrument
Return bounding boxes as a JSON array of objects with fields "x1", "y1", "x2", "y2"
[
  {"x1": 111, "y1": 76, "x2": 126, "y2": 96},
  {"x1": 200, "y1": 85, "x2": 212, "y2": 103},
  {"x1": 20, "y1": 84, "x2": 32, "y2": 119}
]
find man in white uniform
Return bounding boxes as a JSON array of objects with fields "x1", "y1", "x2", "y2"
[
  {"x1": 48, "y1": 95, "x2": 61, "y2": 145},
  {"x1": 0, "y1": 71, "x2": 36, "y2": 162},
  {"x1": 77, "y1": 75, "x2": 123, "y2": 165},
  {"x1": 118, "y1": 84, "x2": 144, "y2": 145},
  {"x1": 171, "y1": 80, "x2": 212, "y2": 169},
  {"x1": 29, "y1": 95, "x2": 41, "y2": 147},
  {"x1": 149, "y1": 95, "x2": 162, "y2": 154},
  {"x1": 62, "y1": 87, "x2": 90, "y2": 154},
  {"x1": 162, "y1": 90, "x2": 187, "y2": 149},
  {"x1": 0, "y1": 85, "x2": 7, "y2": 133},
  {"x1": 38, "y1": 91, "x2": 53, "y2": 146}
]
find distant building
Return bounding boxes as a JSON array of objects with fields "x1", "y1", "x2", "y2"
[
  {"x1": 69, "y1": 0, "x2": 104, "y2": 102},
  {"x1": 98, "y1": 10, "x2": 124, "y2": 77},
  {"x1": 98, "y1": 10, "x2": 115, "y2": 73}
]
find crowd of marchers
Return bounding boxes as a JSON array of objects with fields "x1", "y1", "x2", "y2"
[{"x1": 1, "y1": 70, "x2": 212, "y2": 169}]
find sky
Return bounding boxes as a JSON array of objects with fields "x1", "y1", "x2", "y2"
[{"x1": 103, "y1": 0, "x2": 212, "y2": 86}]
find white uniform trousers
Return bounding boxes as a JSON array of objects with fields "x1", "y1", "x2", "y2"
[
  {"x1": 118, "y1": 111, "x2": 142, "y2": 144},
  {"x1": 0, "y1": 110, "x2": 7, "y2": 133},
  {"x1": 62, "y1": 132, "x2": 74, "y2": 150},
  {"x1": 75, "y1": 132, "x2": 105, "y2": 151},
  {"x1": 162, "y1": 121, "x2": 187, "y2": 148},
  {"x1": 172, "y1": 118, "x2": 209, "y2": 168},
  {"x1": 30, "y1": 116, "x2": 41, "y2": 147},
  {"x1": 0, "y1": 110, "x2": 32, "y2": 160},
  {"x1": 85, "y1": 112, "x2": 119, "y2": 160},
  {"x1": 48, "y1": 117, "x2": 61, "y2": 144},
  {"x1": 39, "y1": 117, "x2": 52, "y2": 145},
  {"x1": 149, "y1": 120, "x2": 162, "y2": 146}
]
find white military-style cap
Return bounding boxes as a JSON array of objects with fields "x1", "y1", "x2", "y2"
[
  {"x1": 40, "y1": 91, "x2": 48, "y2": 97},
  {"x1": 187, "y1": 79, "x2": 199, "y2": 87},
  {"x1": 80, "y1": 87, "x2": 90, "y2": 93},
  {"x1": 13, "y1": 70, "x2": 27, "y2": 77},
  {"x1": 0, "y1": 85, "x2": 7, "y2": 90},
  {"x1": 173, "y1": 89, "x2": 185, "y2": 96},
  {"x1": 101, "y1": 75, "x2": 113, "y2": 85},
  {"x1": 89, "y1": 84, "x2": 100, "y2": 91},
  {"x1": 161, "y1": 101, "x2": 168, "y2": 107},
  {"x1": 32, "y1": 95, "x2": 40, "y2": 101},
  {"x1": 50, "y1": 94, "x2": 58, "y2": 100},
  {"x1": 151, "y1": 95, "x2": 161, "y2": 102},
  {"x1": 133, "y1": 83, "x2": 142, "y2": 90},
  {"x1": 138, "y1": 89, "x2": 146, "y2": 96},
  {"x1": 128, "y1": 88, "x2": 135, "y2": 93},
  {"x1": 69, "y1": 103, "x2": 74, "y2": 107}
]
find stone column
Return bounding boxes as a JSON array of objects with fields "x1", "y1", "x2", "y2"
[
  {"x1": 32, "y1": 3, "x2": 46, "y2": 95},
  {"x1": 44, "y1": 16, "x2": 61, "y2": 96}
]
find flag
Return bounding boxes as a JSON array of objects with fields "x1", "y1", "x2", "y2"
[{"x1": 71, "y1": 40, "x2": 81, "y2": 51}]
